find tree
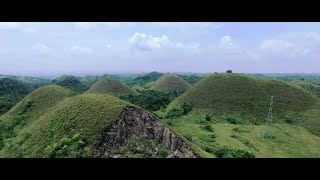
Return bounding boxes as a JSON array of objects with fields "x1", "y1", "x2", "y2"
[
  {"x1": 226, "y1": 70, "x2": 232, "y2": 73},
  {"x1": 181, "y1": 102, "x2": 193, "y2": 115}
]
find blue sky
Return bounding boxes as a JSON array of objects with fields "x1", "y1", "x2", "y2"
[{"x1": 0, "y1": 22, "x2": 320, "y2": 77}]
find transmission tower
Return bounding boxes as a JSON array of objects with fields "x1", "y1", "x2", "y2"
[{"x1": 264, "y1": 95, "x2": 274, "y2": 137}]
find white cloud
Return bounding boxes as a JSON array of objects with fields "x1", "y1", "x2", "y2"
[
  {"x1": 69, "y1": 46, "x2": 93, "y2": 54},
  {"x1": 74, "y1": 22, "x2": 98, "y2": 30},
  {"x1": 0, "y1": 22, "x2": 20, "y2": 30},
  {"x1": 191, "y1": 43, "x2": 200, "y2": 49},
  {"x1": 128, "y1": 33, "x2": 173, "y2": 51},
  {"x1": 31, "y1": 43, "x2": 52, "y2": 54},
  {"x1": 105, "y1": 44, "x2": 112, "y2": 48},
  {"x1": 0, "y1": 49, "x2": 9, "y2": 55},
  {"x1": 261, "y1": 39, "x2": 294, "y2": 52},
  {"x1": 0, "y1": 22, "x2": 37, "y2": 33},
  {"x1": 176, "y1": 42, "x2": 184, "y2": 48},
  {"x1": 260, "y1": 39, "x2": 310, "y2": 58},
  {"x1": 305, "y1": 32, "x2": 320, "y2": 42},
  {"x1": 74, "y1": 22, "x2": 134, "y2": 30},
  {"x1": 154, "y1": 22, "x2": 222, "y2": 30},
  {"x1": 220, "y1": 35, "x2": 233, "y2": 48},
  {"x1": 21, "y1": 27, "x2": 37, "y2": 33}
]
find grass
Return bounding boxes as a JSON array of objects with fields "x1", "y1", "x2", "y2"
[
  {"x1": 151, "y1": 73, "x2": 191, "y2": 92},
  {"x1": 85, "y1": 77, "x2": 138, "y2": 97},
  {"x1": 0, "y1": 85, "x2": 205, "y2": 158},
  {"x1": 163, "y1": 113, "x2": 320, "y2": 158},
  {"x1": 0, "y1": 89, "x2": 133, "y2": 157},
  {"x1": 169, "y1": 73, "x2": 320, "y2": 135}
]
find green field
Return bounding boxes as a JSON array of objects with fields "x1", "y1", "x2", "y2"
[{"x1": 163, "y1": 114, "x2": 320, "y2": 158}]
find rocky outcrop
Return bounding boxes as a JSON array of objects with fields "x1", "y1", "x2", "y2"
[{"x1": 92, "y1": 106, "x2": 200, "y2": 158}]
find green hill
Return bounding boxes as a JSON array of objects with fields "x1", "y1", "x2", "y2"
[
  {"x1": 85, "y1": 77, "x2": 138, "y2": 97},
  {"x1": 0, "y1": 86, "x2": 204, "y2": 158},
  {"x1": 151, "y1": 74, "x2": 191, "y2": 92},
  {"x1": 134, "y1": 71, "x2": 164, "y2": 84},
  {"x1": 290, "y1": 80, "x2": 320, "y2": 98},
  {"x1": 0, "y1": 85, "x2": 77, "y2": 150},
  {"x1": 53, "y1": 75, "x2": 88, "y2": 93},
  {"x1": 169, "y1": 73, "x2": 320, "y2": 135}
]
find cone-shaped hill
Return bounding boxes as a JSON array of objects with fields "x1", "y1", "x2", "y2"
[
  {"x1": 151, "y1": 74, "x2": 191, "y2": 92},
  {"x1": 0, "y1": 85, "x2": 205, "y2": 158},
  {"x1": 53, "y1": 75, "x2": 88, "y2": 93},
  {"x1": 169, "y1": 73, "x2": 320, "y2": 135},
  {"x1": 85, "y1": 77, "x2": 138, "y2": 97}
]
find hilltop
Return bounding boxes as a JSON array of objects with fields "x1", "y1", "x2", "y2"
[
  {"x1": 151, "y1": 74, "x2": 191, "y2": 92},
  {"x1": 134, "y1": 71, "x2": 164, "y2": 84},
  {"x1": 53, "y1": 75, "x2": 88, "y2": 93},
  {"x1": 169, "y1": 73, "x2": 320, "y2": 135},
  {"x1": 0, "y1": 86, "x2": 205, "y2": 158},
  {"x1": 85, "y1": 77, "x2": 138, "y2": 97}
]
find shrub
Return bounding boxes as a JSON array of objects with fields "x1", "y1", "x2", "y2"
[
  {"x1": 48, "y1": 133, "x2": 89, "y2": 158},
  {"x1": 184, "y1": 134, "x2": 193, "y2": 142},
  {"x1": 232, "y1": 127, "x2": 250, "y2": 133},
  {"x1": 285, "y1": 115, "x2": 294, "y2": 124},
  {"x1": 158, "y1": 147, "x2": 169, "y2": 158},
  {"x1": 205, "y1": 114, "x2": 211, "y2": 122},
  {"x1": 166, "y1": 121, "x2": 173, "y2": 126},
  {"x1": 165, "y1": 108, "x2": 184, "y2": 119},
  {"x1": 181, "y1": 102, "x2": 193, "y2": 115},
  {"x1": 202, "y1": 124, "x2": 214, "y2": 132},
  {"x1": 214, "y1": 146, "x2": 255, "y2": 158},
  {"x1": 224, "y1": 115, "x2": 246, "y2": 124}
]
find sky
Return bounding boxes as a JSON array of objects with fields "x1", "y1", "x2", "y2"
[{"x1": 1, "y1": 22, "x2": 320, "y2": 77}]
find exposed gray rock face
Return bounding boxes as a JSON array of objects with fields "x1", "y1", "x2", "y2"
[{"x1": 92, "y1": 106, "x2": 200, "y2": 158}]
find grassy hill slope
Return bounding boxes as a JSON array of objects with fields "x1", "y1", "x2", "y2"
[
  {"x1": 0, "y1": 85, "x2": 78, "y2": 150},
  {"x1": 169, "y1": 73, "x2": 320, "y2": 135},
  {"x1": 0, "y1": 93, "x2": 132, "y2": 157},
  {"x1": 151, "y1": 74, "x2": 191, "y2": 92},
  {"x1": 85, "y1": 77, "x2": 138, "y2": 97}
]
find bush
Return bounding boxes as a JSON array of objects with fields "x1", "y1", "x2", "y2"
[
  {"x1": 166, "y1": 121, "x2": 173, "y2": 126},
  {"x1": 48, "y1": 133, "x2": 89, "y2": 158},
  {"x1": 165, "y1": 108, "x2": 184, "y2": 119},
  {"x1": 158, "y1": 147, "x2": 169, "y2": 158},
  {"x1": 224, "y1": 115, "x2": 246, "y2": 124},
  {"x1": 184, "y1": 134, "x2": 193, "y2": 142},
  {"x1": 232, "y1": 127, "x2": 250, "y2": 133},
  {"x1": 181, "y1": 102, "x2": 193, "y2": 115},
  {"x1": 201, "y1": 124, "x2": 214, "y2": 132},
  {"x1": 214, "y1": 146, "x2": 255, "y2": 158},
  {"x1": 285, "y1": 115, "x2": 294, "y2": 124},
  {"x1": 205, "y1": 114, "x2": 211, "y2": 122}
]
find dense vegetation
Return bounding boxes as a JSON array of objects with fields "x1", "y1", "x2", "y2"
[
  {"x1": 178, "y1": 74, "x2": 206, "y2": 85},
  {"x1": 151, "y1": 73, "x2": 191, "y2": 92},
  {"x1": 53, "y1": 75, "x2": 88, "y2": 93},
  {"x1": 85, "y1": 77, "x2": 138, "y2": 97},
  {"x1": 0, "y1": 78, "x2": 33, "y2": 116},
  {"x1": 119, "y1": 90, "x2": 184, "y2": 112},
  {"x1": 131, "y1": 71, "x2": 164, "y2": 86}
]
